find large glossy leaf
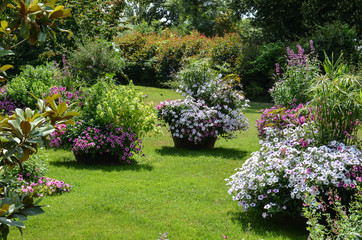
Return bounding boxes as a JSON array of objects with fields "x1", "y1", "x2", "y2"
[
  {"x1": 0, "y1": 65, "x2": 13, "y2": 72},
  {"x1": 18, "y1": 206, "x2": 45, "y2": 216}
]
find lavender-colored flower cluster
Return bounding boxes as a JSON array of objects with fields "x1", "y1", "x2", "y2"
[
  {"x1": 0, "y1": 85, "x2": 20, "y2": 115},
  {"x1": 227, "y1": 124, "x2": 362, "y2": 218},
  {"x1": 157, "y1": 74, "x2": 249, "y2": 143}
]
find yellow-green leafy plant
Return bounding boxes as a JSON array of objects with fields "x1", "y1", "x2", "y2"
[{"x1": 83, "y1": 79, "x2": 160, "y2": 138}]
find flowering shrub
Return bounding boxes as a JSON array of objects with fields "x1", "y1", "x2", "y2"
[
  {"x1": 157, "y1": 64, "x2": 249, "y2": 144},
  {"x1": 256, "y1": 104, "x2": 315, "y2": 139},
  {"x1": 0, "y1": 86, "x2": 19, "y2": 115},
  {"x1": 269, "y1": 41, "x2": 320, "y2": 107},
  {"x1": 226, "y1": 124, "x2": 362, "y2": 218}
]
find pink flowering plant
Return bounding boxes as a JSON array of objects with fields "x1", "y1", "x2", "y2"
[
  {"x1": 157, "y1": 63, "x2": 249, "y2": 144},
  {"x1": 269, "y1": 41, "x2": 320, "y2": 107},
  {"x1": 256, "y1": 103, "x2": 315, "y2": 139},
  {"x1": 20, "y1": 176, "x2": 72, "y2": 198}
]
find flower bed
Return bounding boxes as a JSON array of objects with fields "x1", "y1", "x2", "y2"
[{"x1": 227, "y1": 124, "x2": 362, "y2": 218}]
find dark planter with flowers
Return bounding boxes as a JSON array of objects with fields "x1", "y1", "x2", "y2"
[
  {"x1": 171, "y1": 133, "x2": 217, "y2": 150},
  {"x1": 74, "y1": 152, "x2": 120, "y2": 165}
]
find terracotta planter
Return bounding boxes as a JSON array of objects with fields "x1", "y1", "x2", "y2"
[
  {"x1": 171, "y1": 134, "x2": 217, "y2": 150},
  {"x1": 74, "y1": 152, "x2": 120, "y2": 164}
]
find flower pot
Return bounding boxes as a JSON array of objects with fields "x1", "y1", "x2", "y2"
[
  {"x1": 171, "y1": 135, "x2": 217, "y2": 150},
  {"x1": 74, "y1": 152, "x2": 120, "y2": 164}
]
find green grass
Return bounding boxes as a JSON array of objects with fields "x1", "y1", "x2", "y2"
[{"x1": 8, "y1": 87, "x2": 309, "y2": 240}]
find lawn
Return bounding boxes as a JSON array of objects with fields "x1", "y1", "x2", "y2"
[{"x1": 9, "y1": 86, "x2": 309, "y2": 240}]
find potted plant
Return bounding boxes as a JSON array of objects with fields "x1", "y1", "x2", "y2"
[{"x1": 157, "y1": 61, "x2": 249, "y2": 149}]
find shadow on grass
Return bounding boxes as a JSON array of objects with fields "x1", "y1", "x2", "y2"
[
  {"x1": 155, "y1": 146, "x2": 247, "y2": 160},
  {"x1": 228, "y1": 210, "x2": 308, "y2": 239},
  {"x1": 50, "y1": 157, "x2": 154, "y2": 172}
]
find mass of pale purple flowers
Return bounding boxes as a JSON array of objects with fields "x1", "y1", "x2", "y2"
[
  {"x1": 227, "y1": 123, "x2": 362, "y2": 218},
  {"x1": 157, "y1": 74, "x2": 249, "y2": 143}
]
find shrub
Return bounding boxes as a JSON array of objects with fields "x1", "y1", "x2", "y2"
[
  {"x1": 207, "y1": 33, "x2": 242, "y2": 73},
  {"x1": 82, "y1": 79, "x2": 160, "y2": 138},
  {"x1": 236, "y1": 41, "x2": 286, "y2": 100},
  {"x1": 6, "y1": 62, "x2": 60, "y2": 108},
  {"x1": 306, "y1": 22, "x2": 360, "y2": 66},
  {"x1": 269, "y1": 41, "x2": 320, "y2": 107},
  {"x1": 68, "y1": 38, "x2": 123, "y2": 85}
]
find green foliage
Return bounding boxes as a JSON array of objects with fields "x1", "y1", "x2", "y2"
[
  {"x1": 58, "y1": 0, "x2": 126, "y2": 41},
  {"x1": 10, "y1": 154, "x2": 49, "y2": 184},
  {"x1": 6, "y1": 63, "x2": 59, "y2": 108},
  {"x1": 208, "y1": 33, "x2": 242, "y2": 74},
  {"x1": 114, "y1": 30, "x2": 210, "y2": 86},
  {"x1": 227, "y1": 0, "x2": 362, "y2": 41},
  {"x1": 309, "y1": 54, "x2": 362, "y2": 146},
  {"x1": 238, "y1": 41, "x2": 286, "y2": 100},
  {"x1": 303, "y1": 186, "x2": 362, "y2": 239},
  {"x1": 68, "y1": 38, "x2": 123, "y2": 85},
  {"x1": 305, "y1": 22, "x2": 360, "y2": 66},
  {"x1": 82, "y1": 79, "x2": 160, "y2": 138}
]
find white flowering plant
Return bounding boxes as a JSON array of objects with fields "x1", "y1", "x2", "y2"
[
  {"x1": 226, "y1": 123, "x2": 362, "y2": 218},
  {"x1": 156, "y1": 70, "x2": 249, "y2": 144}
]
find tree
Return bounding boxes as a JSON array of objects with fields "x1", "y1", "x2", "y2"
[{"x1": 226, "y1": 0, "x2": 362, "y2": 41}]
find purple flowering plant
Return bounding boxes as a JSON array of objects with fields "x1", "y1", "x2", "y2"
[
  {"x1": 0, "y1": 85, "x2": 19, "y2": 115},
  {"x1": 50, "y1": 121, "x2": 144, "y2": 164},
  {"x1": 19, "y1": 175, "x2": 72, "y2": 198}
]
